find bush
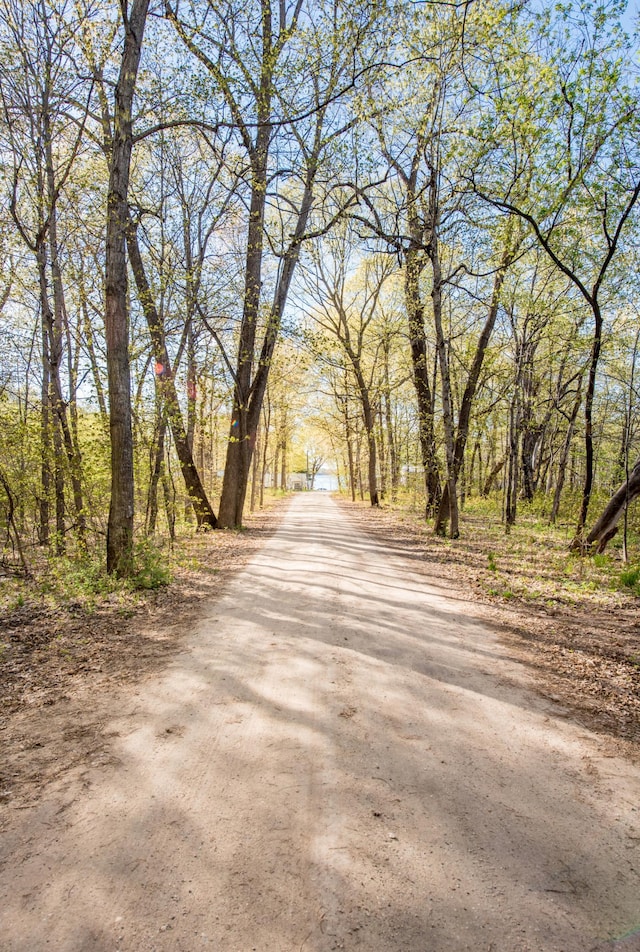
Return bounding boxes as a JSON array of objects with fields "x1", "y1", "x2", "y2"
[
  {"x1": 132, "y1": 540, "x2": 172, "y2": 590},
  {"x1": 618, "y1": 565, "x2": 640, "y2": 596},
  {"x1": 39, "y1": 555, "x2": 121, "y2": 600}
]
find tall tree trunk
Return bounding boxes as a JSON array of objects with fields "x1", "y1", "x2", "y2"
[
  {"x1": 184, "y1": 321, "x2": 197, "y2": 523},
  {"x1": 162, "y1": 445, "x2": 177, "y2": 543},
  {"x1": 250, "y1": 429, "x2": 260, "y2": 513},
  {"x1": 572, "y1": 302, "x2": 602, "y2": 548},
  {"x1": 260, "y1": 399, "x2": 271, "y2": 510},
  {"x1": 39, "y1": 311, "x2": 51, "y2": 546},
  {"x1": 352, "y1": 364, "x2": 378, "y2": 507},
  {"x1": 52, "y1": 383, "x2": 65, "y2": 554},
  {"x1": 280, "y1": 433, "x2": 287, "y2": 491},
  {"x1": 273, "y1": 442, "x2": 280, "y2": 491},
  {"x1": 82, "y1": 296, "x2": 108, "y2": 423},
  {"x1": 146, "y1": 408, "x2": 167, "y2": 537},
  {"x1": 344, "y1": 398, "x2": 356, "y2": 502},
  {"x1": 126, "y1": 221, "x2": 217, "y2": 528},
  {"x1": 217, "y1": 99, "x2": 271, "y2": 528},
  {"x1": 381, "y1": 340, "x2": 399, "y2": 503},
  {"x1": 377, "y1": 405, "x2": 387, "y2": 500},
  {"x1": 36, "y1": 239, "x2": 66, "y2": 553},
  {"x1": 505, "y1": 396, "x2": 520, "y2": 528},
  {"x1": 44, "y1": 158, "x2": 86, "y2": 545},
  {"x1": 218, "y1": 153, "x2": 317, "y2": 527},
  {"x1": 435, "y1": 228, "x2": 517, "y2": 530},
  {"x1": 429, "y1": 203, "x2": 459, "y2": 538},
  {"x1": 549, "y1": 382, "x2": 581, "y2": 525},
  {"x1": 404, "y1": 248, "x2": 441, "y2": 516},
  {"x1": 364, "y1": 414, "x2": 379, "y2": 508},
  {"x1": 105, "y1": 0, "x2": 150, "y2": 574},
  {"x1": 468, "y1": 441, "x2": 479, "y2": 499}
]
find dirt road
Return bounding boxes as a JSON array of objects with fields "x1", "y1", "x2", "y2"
[{"x1": 1, "y1": 494, "x2": 639, "y2": 951}]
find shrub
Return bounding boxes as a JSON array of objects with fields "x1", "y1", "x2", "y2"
[
  {"x1": 618, "y1": 565, "x2": 640, "y2": 596},
  {"x1": 132, "y1": 540, "x2": 172, "y2": 590}
]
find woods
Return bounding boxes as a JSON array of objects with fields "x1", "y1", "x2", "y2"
[{"x1": 0, "y1": 0, "x2": 639, "y2": 580}]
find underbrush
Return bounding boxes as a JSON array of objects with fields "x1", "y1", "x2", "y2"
[
  {"x1": 0, "y1": 536, "x2": 174, "y2": 621},
  {"x1": 0, "y1": 490, "x2": 289, "y2": 620}
]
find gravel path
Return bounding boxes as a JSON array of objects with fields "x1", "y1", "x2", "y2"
[{"x1": 1, "y1": 493, "x2": 639, "y2": 951}]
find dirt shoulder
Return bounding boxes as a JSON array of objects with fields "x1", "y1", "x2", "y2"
[
  {"x1": 0, "y1": 499, "x2": 289, "y2": 824},
  {"x1": 337, "y1": 498, "x2": 640, "y2": 763}
]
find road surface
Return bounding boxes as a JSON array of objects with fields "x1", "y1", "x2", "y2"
[{"x1": 1, "y1": 494, "x2": 639, "y2": 951}]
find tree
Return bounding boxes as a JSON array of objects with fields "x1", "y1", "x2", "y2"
[
  {"x1": 126, "y1": 217, "x2": 218, "y2": 527},
  {"x1": 471, "y1": 0, "x2": 640, "y2": 547},
  {"x1": 352, "y1": 0, "x2": 525, "y2": 534},
  {"x1": 585, "y1": 458, "x2": 640, "y2": 552},
  {"x1": 168, "y1": 0, "x2": 385, "y2": 527},
  {"x1": 104, "y1": 0, "x2": 150, "y2": 574},
  {"x1": 302, "y1": 231, "x2": 394, "y2": 507},
  {"x1": 0, "y1": 0, "x2": 92, "y2": 552}
]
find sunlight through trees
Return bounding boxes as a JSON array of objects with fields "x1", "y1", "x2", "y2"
[{"x1": 0, "y1": 0, "x2": 639, "y2": 578}]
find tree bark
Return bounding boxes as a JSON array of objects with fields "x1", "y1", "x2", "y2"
[
  {"x1": 146, "y1": 409, "x2": 167, "y2": 537},
  {"x1": 216, "y1": 56, "x2": 271, "y2": 527},
  {"x1": 428, "y1": 170, "x2": 458, "y2": 539},
  {"x1": 505, "y1": 394, "x2": 520, "y2": 528},
  {"x1": 168, "y1": 0, "x2": 362, "y2": 528},
  {"x1": 362, "y1": 392, "x2": 379, "y2": 507},
  {"x1": 435, "y1": 224, "x2": 518, "y2": 532},
  {"x1": 344, "y1": 396, "x2": 356, "y2": 502},
  {"x1": 250, "y1": 429, "x2": 260, "y2": 512},
  {"x1": 39, "y1": 307, "x2": 51, "y2": 546},
  {"x1": 550, "y1": 380, "x2": 582, "y2": 524},
  {"x1": 482, "y1": 457, "x2": 505, "y2": 497},
  {"x1": 585, "y1": 458, "x2": 640, "y2": 552},
  {"x1": 571, "y1": 301, "x2": 602, "y2": 547},
  {"x1": 126, "y1": 221, "x2": 217, "y2": 528},
  {"x1": 105, "y1": 0, "x2": 150, "y2": 574},
  {"x1": 44, "y1": 138, "x2": 86, "y2": 545},
  {"x1": 217, "y1": 151, "x2": 318, "y2": 526},
  {"x1": 280, "y1": 432, "x2": 287, "y2": 491},
  {"x1": 382, "y1": 341, "x2": 399, "y2": 501},
  {"x1": 404, "y1": 246, "x2": 441, "y2": 516}
]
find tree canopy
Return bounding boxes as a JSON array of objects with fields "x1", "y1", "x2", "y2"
[{"x1": 0, "y1": 0, "x2": 639, "y2": 577}]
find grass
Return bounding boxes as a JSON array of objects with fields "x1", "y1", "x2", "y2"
[
  {"x1": 0, "y1": 489, "x2": 289, "y2": 620},
  {"x1": 618, "y1": 565, "x2": 640, "y2": 596},
  {"x1": 0, "y1": 536, "x2": 173, "y2": 620}
]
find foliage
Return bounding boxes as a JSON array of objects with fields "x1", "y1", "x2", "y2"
[
  {"x1": 131, "y1": 539, "x2": 172, "y2": 590},
  {"x1": 618, "y1": 565, "x2": 640, "y2": 596},
  {"x1": 0, "y1": 0, "x2": 638, "y2": 573}
]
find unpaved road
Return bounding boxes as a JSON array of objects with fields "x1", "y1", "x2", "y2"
[{"x1": 1, "y1": 494, "x2": 639, "y2": 952}]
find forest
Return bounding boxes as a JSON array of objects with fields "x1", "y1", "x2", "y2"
[{"x1": 0, "y1": 0, "x2": 639, "y2": 586}]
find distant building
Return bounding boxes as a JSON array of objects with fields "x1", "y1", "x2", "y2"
[
  {"x1": 288, "y1": 472, "x2": 306, "y2": 491},
  {"x1": 286, "y1": 469, "x2": 339, "y2": 491}
]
